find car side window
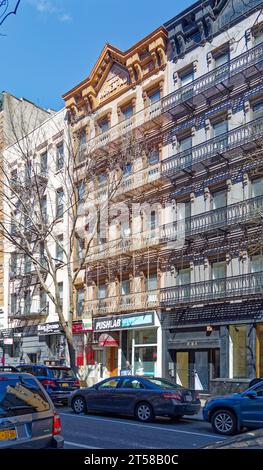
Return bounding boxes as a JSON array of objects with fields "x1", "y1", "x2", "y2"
[
  {"x1": 34, "y1": 367, "x2": 48, "y2": 377},
  {"x1": 98, "y1": 379, "x2": 120, "y2": 390},
  {"x1": 17, "y1": 366, "x2": 33, "y2": 374},
  {"x1": 255, "y1": 384, "x2": 263, "y2": 396},
  {"x1": 121, "y1": 379, "x2": 145, "y2": 389}
]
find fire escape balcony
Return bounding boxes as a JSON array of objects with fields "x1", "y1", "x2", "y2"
[
  {"x1": 87, "y1": 227, "x2": 162, "y2": 262},
  {"x1": 161, "y1": 115, "x2": 263, "y2": 178},
  {"x1": 87, "y1": 290, "x2": 160, "y2": 316},
  {"x1": 161, "y1": 194, "x2": 263, "y2": 241},
  {"x1": 10, "y1": 301, "x2": 49, "y2": 320},
  {"x1": 112, "y1": 163, "x2": 162, "y2": 201},
  {"x1": 83, "y1": 101, "x2": 163, "y2": 156},
  {"x1": 161, "y1": 272, "x2": 263, "y2": 307},
  {"x1": 162, "y1": 42, "x2": 263, "y2": 117}
]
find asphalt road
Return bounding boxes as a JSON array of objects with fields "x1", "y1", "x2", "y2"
[{"x1": 58, "y1": 407, "x2": 226, "y2": 449}]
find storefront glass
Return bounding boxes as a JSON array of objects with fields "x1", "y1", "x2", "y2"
[
  {"x1": 127, "y1": 328, "x2": 157, "y2": 376},
  {"x1": 229, "y1": 325, "x2": 247, "y2": 378}
]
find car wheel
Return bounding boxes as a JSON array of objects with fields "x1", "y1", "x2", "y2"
[
  {"x1": 211, "y1": 409, "x2": 237, "y2": 435},
  {"x1": 135, "y1": 402, "x2": 154, "y2": 423},
  {"x1": 72, "y1": 396, "x2": 87, "y2": 414}
]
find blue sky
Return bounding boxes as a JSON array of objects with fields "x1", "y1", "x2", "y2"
[{"x1": 1, "y1": 0, "x2": 192, "y2": 111}]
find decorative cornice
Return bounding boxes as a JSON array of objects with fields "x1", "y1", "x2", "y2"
[{"x1": 62, "y1": 27, "x2": 167, "y2": 115}]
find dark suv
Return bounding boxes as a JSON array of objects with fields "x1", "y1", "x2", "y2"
[
  {"x1": 16, "y1": 364, "x2": 80, "y2": 404},
  {"x1": 0, "y1": 372, "x2": 64, "y2": 448}
]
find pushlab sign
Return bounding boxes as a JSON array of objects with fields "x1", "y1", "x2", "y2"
[{"x1": 94, "y1": 312, "x2": 154, "y2": 332}]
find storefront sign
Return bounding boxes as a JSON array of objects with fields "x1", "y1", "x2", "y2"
[
  {"x1": 94, "y1": 312, "x2": 155, "y2": 332},
  {"x1": 72, "y1": 320, "x2": 93, "y2": 334},
  {"x1": 3, "y1": 338, "x2": 13, "y2": 345},
  {"x1": 37, "y1": 322, "x2": 62, "y2": 336}
]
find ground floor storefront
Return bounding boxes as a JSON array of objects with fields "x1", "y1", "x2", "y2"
[
  {"x1": 75, "y1": 311, "x2": 162, "y2": 384},
  {"x1": 161, "y1": 300, "x2": 263, "y2": 393}
]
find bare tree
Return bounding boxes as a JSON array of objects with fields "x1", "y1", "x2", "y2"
[
  {"x1": 0, "y1": 105, "x2": 136, "y2": 372},
  {"x1": 0, "y1": 1, "x2": 21, "y2": 27}
]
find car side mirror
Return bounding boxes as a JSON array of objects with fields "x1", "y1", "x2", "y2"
[{"x1": 246, "y1": 390, "x2": 257, "y2": 399}]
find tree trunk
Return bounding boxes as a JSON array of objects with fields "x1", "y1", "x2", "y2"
[{"x1": 67, "y1": 337, "x2": 77, "y2": 375}]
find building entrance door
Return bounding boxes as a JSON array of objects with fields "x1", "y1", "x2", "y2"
[
  {"x1": 171, "y1": 349, "x2": 219, "y2": 392},
  {"x1": 106, "y1": 348, "x2": 118, "y2": 377}
]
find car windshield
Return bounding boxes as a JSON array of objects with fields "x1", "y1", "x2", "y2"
[
  {"x1": 0, "y1": 375, "x2": 50, "y2": 417},
  {"x1": 146, "y1": 378, "x2": 183, "y2": 390},
  {"x1": 49, "y1": 368, "x2": 75, "y2": 379}
]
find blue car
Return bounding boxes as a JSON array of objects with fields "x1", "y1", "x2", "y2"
[
  {"x1": 16, "y1": 364, "x2": 80, "y2": 404},
  {"x1": 203, "y1": 380, "x2": 263, "y2": 435}
]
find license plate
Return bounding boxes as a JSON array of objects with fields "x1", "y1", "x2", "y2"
[
  {"x1": 185, "y1": 395, "x2": 193, "y2": 402},
  {"x1": 0, "y1": 429, "x2": 17, "y2": 441},
  {"x1": 61, "y1": 383, "x2": 69, "y2": 388}
]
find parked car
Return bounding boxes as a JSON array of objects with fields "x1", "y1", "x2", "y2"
[
  {"x1": 0, "y1": 366, "x2": 18, "y2": 372},
  {"x1": 0, "y1": 372, "x2": 64, "y2": 448},
  {"x1": 69, "y1": 375, "x2": 201, "y2": 422},
  {"x1": 16, "y1": 364, "x2": 80, "y2": 405},
  {"x1": 203, "y1": 379, "x2": 263, "y2": 435}
]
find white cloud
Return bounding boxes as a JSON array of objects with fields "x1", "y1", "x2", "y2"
[{"x1": 27, "y1": 0, "x2": 72, "y2": 22}]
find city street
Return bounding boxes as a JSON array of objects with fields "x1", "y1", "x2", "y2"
[{"x1": 59, "y1": 407, "x2": 226, "y2": 449}]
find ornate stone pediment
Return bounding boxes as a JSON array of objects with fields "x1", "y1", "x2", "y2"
[{"x1": 98, "y1": 63, "x2": 130, "y2": 104}]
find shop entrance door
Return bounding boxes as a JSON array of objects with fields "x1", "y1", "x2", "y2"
[
  {"x1": 106, "y1": 348, "x2": 118, "y2": 377},
  {"x1": 172, "y1": 349, "x2": 216, "y2": 392}
]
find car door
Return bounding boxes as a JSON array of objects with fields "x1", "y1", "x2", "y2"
[
  {"x1": 114, "y1": 378, "x2": 147, "y2": 414},
  {"x1": 86, "y1": 378, "x2": 121, "y2": 413},
  {"x1": 240, "y1": 383, "x2": 263, "y2": 428}
]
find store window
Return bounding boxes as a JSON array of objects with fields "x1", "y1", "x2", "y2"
[
  {"x1": 229, "y1": 325, "x2": 248, "y2": 378},
  {"x1": 127, "y1": 328, "x2": 157, "y2": 377}
]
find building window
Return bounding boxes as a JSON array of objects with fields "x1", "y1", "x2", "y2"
[
  {"x1": 97, "y1": 284, "x2": 106, "y2": 299},
  {"x1": 24, "y1": 291, "x2": 31, "y2": 314},
  {"x1": 145, "y1": 273, "x2": 157, "y2": 291},
  {"x1": 212, "y1": 119, "x2": 228, "y2": 137},
  {"x1": 56, "y1": 235, "x2": 64, "y2": 262},
  {"x1": 122, "y1": 104, "x2": 133, "y2": 120},
  {"x1": 251, "y1": 177, "x2": 263, "y2": 197},
  {"x1": 121, "y1": 279, "x2": 130, "y2": 297},
  {"x1": 40, "y1": 196, "x2": 47, "y2": 223},
  {"x1": 214, "y1": 50, "x2": 229, "y2": 67},
  {"x1": 76, "y1": 288, "x2": 85, "y2": 317},
  {"x1": 148, "y1": 149, "x2": 159, "y2": 166},
  {"x1": 58, "y1": 282, "x2": 63, "y2": 307},
  {"x1": 10, "y1": 169, "x2": 18, "y2": 190},
  {"x1": 24, "y1": 255, "x2": 31, "y2": 274},
  {"x1": 253, "y1": 25, "x2": 263, "y2": 46},
  {"x1": 178, "y1": 135, "x2": 192, "y2": 152},
  {"x1": 179, "y1": 68, "x2": 194, "y2": 86},
  {"x1": 40, "y1": 290, "x2": 47, "y2": 311},
  {"x1": 78, "y1": 131, "x2": 86, "y2": 162},
  {"x1": 99, "y1": 119, "x2": 109, "y2": 133},
  {"x1": 229, "y1": 325, "x2": 248, "y2": 378},
  {"x1": 10, "y1": 293, "x2": 17, "y2": 315},
  {"x1": 251, "y1": 254, "x2": 263, "y2": 273},
  {"x1": 97, "y1": 173, "x2": 107, "y2": 187},
  {"x1": 252, "y1": 100, "x2": 263, "y2": 119},
  {"x1": 211, "y1": 189, "x2": 227, "y2": 210},
  {"x1": 56, "y1": 189, "x2": 64, "y2": 219},
  {"x1": 10, "y1": 253, "x2": 17, "y2": 275},
  {"x1": 76, "y1": 237, "x2": 85, "y2": 261},
  {"x1": 56, "y1": 142, "x2": 64, "y2": 171},
  {"x1": 40, "y1": 152, "x2": 48, "y2": 175},
  {"x1": 148, "y1": 89, "x2": 160, "y2": 104},
  {"x1": 123, "y1": 162, "x2": 132, "y2": 177},
  {"x1": 77, "y1": 182, "x2": 85, "y2": 204}
]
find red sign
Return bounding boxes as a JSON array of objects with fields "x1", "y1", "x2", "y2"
[{"x1": 72, "y1": 322, "x2": 92, "y2": 334}]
